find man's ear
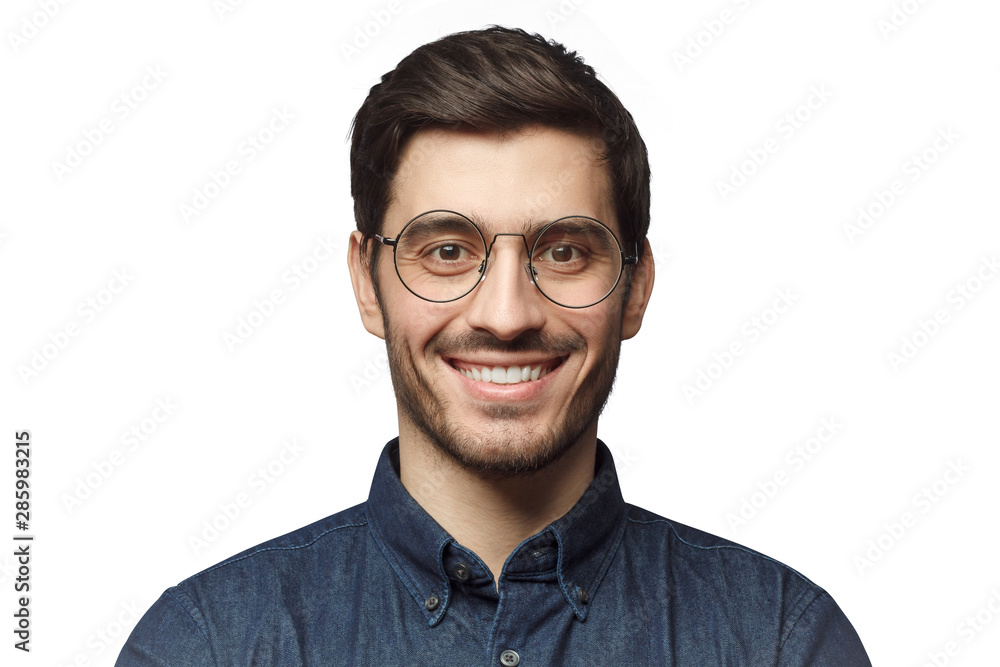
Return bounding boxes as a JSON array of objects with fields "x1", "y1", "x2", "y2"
[
  {"x1": 348, "y1": 230, "x2": 386, "y2": 339},
  {"x1": 622, "y1": 239, "x2": 654, "y2": 340}
]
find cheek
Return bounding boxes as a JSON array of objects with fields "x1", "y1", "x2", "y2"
[
  {"x1": 576, "y1": 310, "x2": 624, "y2": 367},
  {"x1": 386, "y1": 297, "x2": 457, "y2": 355},
  {"x1": 580, "y1": 302, "x2": 623, "y2": 344}
]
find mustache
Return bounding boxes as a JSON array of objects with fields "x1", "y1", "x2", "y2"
[{"x1": 428, "y1": 330, "x2": 585, "y2": 357}]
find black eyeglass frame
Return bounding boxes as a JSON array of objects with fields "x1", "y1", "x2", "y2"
[{"x1": 373, "y1": 209, "x2": 639, "y2": 309}]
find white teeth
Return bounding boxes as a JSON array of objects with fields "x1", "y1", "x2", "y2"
[{"x1": 458, "y1": 362, "x2": 555, "y2": 384}]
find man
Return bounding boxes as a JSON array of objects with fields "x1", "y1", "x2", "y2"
[{"x1": 118, "y1": 27, "x2": 871, "y2": 665}]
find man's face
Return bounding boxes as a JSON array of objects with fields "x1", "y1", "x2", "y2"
[{"x1": 350, "y1": 125, "x2": 652, "y2": 478}]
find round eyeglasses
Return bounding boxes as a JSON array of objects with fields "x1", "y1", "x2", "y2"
[{"x1": 374, "y1": 210, "x2": 638, "y2": 309}]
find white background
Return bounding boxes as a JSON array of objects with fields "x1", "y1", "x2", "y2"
[{"x1": 2, "y1": 0, "x2": 998, "y2": 664}]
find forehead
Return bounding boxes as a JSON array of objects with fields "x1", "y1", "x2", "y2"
[{"x1": 387, "y1": 125, "x2": 616, "y2": 236}]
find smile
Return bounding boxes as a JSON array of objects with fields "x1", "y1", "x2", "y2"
[{"x1": 448, "y1": 357, "x2": 564, "y2": 385}]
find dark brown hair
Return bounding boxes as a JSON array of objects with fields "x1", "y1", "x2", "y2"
[{"x1": 349, "y1": 26, "x2": 650, "y2": 288}]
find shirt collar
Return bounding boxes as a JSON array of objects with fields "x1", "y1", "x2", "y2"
[{"x1": 365, "y1": 438, "x2": 627, "y2": 625}]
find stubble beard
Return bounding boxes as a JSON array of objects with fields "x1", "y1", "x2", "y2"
[{"x1": 382, "y1": 314, "x2": 623, "y2": 479}]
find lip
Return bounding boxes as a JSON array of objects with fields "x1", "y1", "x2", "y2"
[{"x1": 442, "y1": 355, "x2": 565, "y2": 401}]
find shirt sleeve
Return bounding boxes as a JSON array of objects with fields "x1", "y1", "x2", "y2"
[
  {"x1": 115, "y1": 589, "x2": 216, "y2": 667},
  {"x1": 778, "y1": 591, "x2": 872, "y2": 667}
]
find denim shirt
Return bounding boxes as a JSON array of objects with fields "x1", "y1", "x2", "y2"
[{"x1": 117, "y1": 439, "x2": 871, "y2": 666}]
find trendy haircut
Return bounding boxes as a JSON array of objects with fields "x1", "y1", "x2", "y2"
[{"x1": 349, "y1": 25, "x2": 651, "y2": 296}]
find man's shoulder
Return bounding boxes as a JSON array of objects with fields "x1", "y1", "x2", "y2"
[
  {"x1": 625, "y1": 503, "x2": 779, "y2": 549},
  {"x1": 177, "y1": 501, "x2": 370, "y2": 592},
  {"x1": 620, "y1": 504, "x2": 869, "y2": 663},
  {"x1": 623, "y1": 503, "x2": 822, "y2": 599},
  {"x1": 117, "y1": 502, "x2": 380, "y2": 663}
]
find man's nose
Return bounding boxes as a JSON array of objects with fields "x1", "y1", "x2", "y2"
[{"x1": 464, "y1": 236, "x2": 546, "y2": 340}]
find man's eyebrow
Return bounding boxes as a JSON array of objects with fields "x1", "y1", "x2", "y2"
[
  {"x1": 465, "y1": 212, "x2": 558, "y2": 235},
  {"x1": 407, "y1": 212, "x2": 473, "y2": 230}
]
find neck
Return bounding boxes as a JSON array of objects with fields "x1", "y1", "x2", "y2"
[{"x1": 398, "y1": 426, "x2": 598, "y2": 588}]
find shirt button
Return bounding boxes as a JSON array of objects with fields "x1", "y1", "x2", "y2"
[
  {"x1": 424, "y1": 594, "x2": 440, "y2": 611},
  {"x1": 453, "y1": 562, "x2": 471, "y2": 581},
  {"x1": 576, "y1": 585, "x2": 589, "y2": 604},
  {"x1": 499, "y1": 649, "x2": 520, "y2": 666}
]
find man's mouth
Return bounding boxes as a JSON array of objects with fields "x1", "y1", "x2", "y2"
[{"x1": 447, "y1": 357, "x2": 565, "y2": 385}]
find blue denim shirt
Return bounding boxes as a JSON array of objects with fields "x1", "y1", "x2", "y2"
[{"x1": 117, "y1": 439, "x2": 871, "y2": 665}]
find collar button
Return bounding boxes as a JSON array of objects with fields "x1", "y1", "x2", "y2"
[
  {"x1": 576, "y1": 585, "x2": 589, "y2": 604},
  {"x1": 453, "y1": 562, "x2": 471, "y2": 581},
  {"x1": 424, "y1": 594, "x2": 440, "y2": 611}
]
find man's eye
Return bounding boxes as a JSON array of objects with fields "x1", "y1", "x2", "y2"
[
  {"x1": 540, "y1": 245, "x2": 581, "y2": 262},
  {"x1": 431, "y1": 244, "x2": 466, "y2": 261}
]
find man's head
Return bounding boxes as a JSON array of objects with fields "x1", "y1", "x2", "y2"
[{"x1": 347, "y1": 27, "x2": 654, "y2": 478}]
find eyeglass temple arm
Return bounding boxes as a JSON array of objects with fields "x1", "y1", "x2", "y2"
[
  {"x1": 623, "y1": 242, "x2": 639, "y2": 265},
  {"x1": 373, "y1": 233, "x2": 397, "y2": 247}
]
